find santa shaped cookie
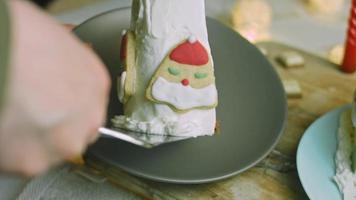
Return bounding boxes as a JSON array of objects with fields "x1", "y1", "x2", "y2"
[
  {"x1": 146, "y1": 38, "x2": 218, "y2": 113},
  {"x1": 118, "y1": 31, "x2": 136, "y2": 104}
]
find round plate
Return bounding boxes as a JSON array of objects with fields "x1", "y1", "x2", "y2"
[
  {"x1": 297, "y1": 105, "x2": 349, "y2": 200},
  {"x1": 74, "y1": 8, "x2": 287, "y2": 184}
]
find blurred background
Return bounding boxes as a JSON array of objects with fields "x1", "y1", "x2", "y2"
[{"x1": 49, "y1": 0, "x2": 350, "y2": 63}]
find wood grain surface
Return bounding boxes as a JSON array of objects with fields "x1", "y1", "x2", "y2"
[{"x1": 81, "y1": 41, "x2": 356, "y2": 200}]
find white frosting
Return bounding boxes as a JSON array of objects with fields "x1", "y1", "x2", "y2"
[
  {"x1": 151, "y1": 77, "x2": 217, "y2": 110},
  {"x1": 334, "y1": 115, "x2": 356, "y2": 200},
  {"x1": 112, "y1": 109, "x2": 215, "y2": 137},
  {"x1": 121, "y1": 29, "x2": 127, "y2": 36},
  {"x1": 118, "y1": 71, "x2": 126, "y2": 103},
  {"x1": 188, "y1": 35, "x2": 197, "y2": 43},
  {"x1": 150, "y1": 0, "x2": 209, "y2": 44},
  {"x1": 115, "y1": 0, "x2": 216, "y2": 136}
]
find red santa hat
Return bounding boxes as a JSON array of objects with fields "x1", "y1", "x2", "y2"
[{"x1": 169, "y1": 37, "x2": 209, "y2": 66}]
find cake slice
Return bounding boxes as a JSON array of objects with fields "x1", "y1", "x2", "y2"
[{"x1": 334, "y1": 110, "x2": 356, "y2": 199}]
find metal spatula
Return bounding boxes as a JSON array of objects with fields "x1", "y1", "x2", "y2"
[{"x1": 98, "y1": 127, "x2": 191, "y2": 148}]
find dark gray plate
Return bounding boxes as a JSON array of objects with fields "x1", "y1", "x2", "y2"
[{"x1": 74, "y1": 8, "x2": 287, "y2": 184}]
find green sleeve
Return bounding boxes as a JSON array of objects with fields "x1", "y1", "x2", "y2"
[{"x1": 0, "y1": 0, "x2": 10, "y2": 111}]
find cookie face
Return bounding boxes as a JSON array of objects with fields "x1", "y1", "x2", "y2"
[
  {"x1": 153, "y1": 59, "x2": 215, "y2": 89},
  {"x1": 146, "y1": 39, "x2": 218, "y2": 113},
  {"x1": 119, "y1": 31, "x2": 136, "y2": 104}
]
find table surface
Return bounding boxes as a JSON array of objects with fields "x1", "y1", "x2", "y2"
[
  {"x1": 63, "y1": 0, "x2": 355, "y2": 199},
  {"x1": 53, "y1": 0, "x2": 350, "y2": 57},
  {"x1": 86, "y1": 41, "x2": 356, "y2": 200},
  {"x1": 1, "y1": 0, "x2": 355, "y2": 199}
]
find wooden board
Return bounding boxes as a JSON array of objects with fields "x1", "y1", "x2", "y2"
[{"x1": 81, "y1": 41, "x2": 356, "y2": 200}]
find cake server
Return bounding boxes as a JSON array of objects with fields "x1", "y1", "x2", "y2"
[{"x1": 98, "y1": 127, "x2": 191, "y2": 148}]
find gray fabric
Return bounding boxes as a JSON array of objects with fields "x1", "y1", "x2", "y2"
[
  {"x1": 0, "y1": 174, "x2": 28, "y2": 200},
  {"x1": 17, "y1": 164, "x2": 141, "y2": 200}
]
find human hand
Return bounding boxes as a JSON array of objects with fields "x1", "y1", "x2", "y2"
[{"x1": 0, "y1": 1, "x2": 110, "y2": 176}]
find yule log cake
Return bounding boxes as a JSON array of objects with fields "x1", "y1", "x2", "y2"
[{"x1": 113, "y1": 0, "x2": 218, "y2": 137}]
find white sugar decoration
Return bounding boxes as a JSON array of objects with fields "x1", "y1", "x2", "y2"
[
  {"x1": 282, "y1": 80, "x2": 302, "y2": 98},
  {"x1": 188, "y1": 35, "x2": 197, "y2": 43},
  {"x1": 276, "y1": 51, "x2": 305, "y2": 68}
]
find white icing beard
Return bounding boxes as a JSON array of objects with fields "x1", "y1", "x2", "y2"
[{"x1": 151, "y1": 77, "x2": 217, "y2": 111}]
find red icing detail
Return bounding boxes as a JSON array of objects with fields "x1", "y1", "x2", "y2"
[
  {"x1": 181, "y1": 79, "x2": 190, "y2": 86},
  {"x1": 169, "y1": 40, "x2": 209, "y2": 66},
  {"x1": 120, "y1": 34, "x2": 128, "y2": 61}
]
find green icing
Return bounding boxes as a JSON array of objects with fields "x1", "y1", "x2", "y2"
[
  {"x1": 194, "y1": 72, "x2": 208, "y2": 79},
  {"x1": 168, "y1": 67, "x2": 180, "y2": 76}
]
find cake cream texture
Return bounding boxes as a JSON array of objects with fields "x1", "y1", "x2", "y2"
[
  {"x1": 334, "y1": 110, "x2": 356, "y2": 200},
  {"x1": 113, "y1": 0, "x2": 218, "y2": 136}
]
